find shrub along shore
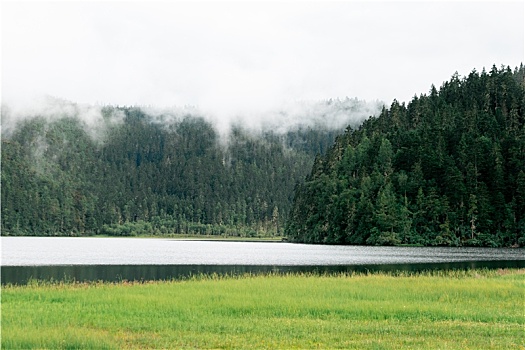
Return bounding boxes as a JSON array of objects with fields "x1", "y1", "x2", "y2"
[{"x1": 2, "y1": 269, "x2": 524, "y2": 349}]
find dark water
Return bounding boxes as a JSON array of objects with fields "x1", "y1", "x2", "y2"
[
  {"x1": 3, "y1": 260, "x2": 525, "y2": 285},
  {"x1": 2, "y1": 237, "x2": 523, "y2": 285}
]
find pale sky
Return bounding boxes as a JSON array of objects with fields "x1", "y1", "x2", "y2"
[{"x1": 1, "y1": 1, "x2": 524, "y2": 118}]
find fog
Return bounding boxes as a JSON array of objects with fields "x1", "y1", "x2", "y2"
[
  {"x1": 2, "y1": 1, "x2": 523, "y2": 136},
  {"x1": 0, "y1": 95, "x2": 125, "y2": 142},
  {"x1": 1, "y1": 95, "x2": 383, "y2": 146}
]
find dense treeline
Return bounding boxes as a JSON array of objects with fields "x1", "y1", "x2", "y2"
[
  {"x1": 286, "y1": 65, "x2": 525, "y2": 247},
  {"x1": 1, "y1": 105, "x2": 344, "y2": 237}
]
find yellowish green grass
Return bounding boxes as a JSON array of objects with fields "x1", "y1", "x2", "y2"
[{"x1": 2, "y1": 269, "x2": 524, "y2": 349}]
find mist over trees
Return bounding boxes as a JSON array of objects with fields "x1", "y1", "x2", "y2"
[
  {"x1": 2, "y1": 99, "x2": 374, "y2": 237},
  {"x1": 3, "y1": 66, "x2": 523, "y2": 247},
  {"x1": 286, "y1": 65, "x2": 525, "y2": 247}
]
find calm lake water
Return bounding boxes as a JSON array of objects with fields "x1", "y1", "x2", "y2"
[{"x1": 2, "y1": 237, "x2": 524, "y2": 284}]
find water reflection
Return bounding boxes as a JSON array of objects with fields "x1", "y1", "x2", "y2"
[
  {"x1": 3, "y1": 260, "x2": 524, "y2": 285},
  {"x1": 2, "y1": 237, "x2": 524, "y2": 266},
  {"x1": 3, "y1": 237, "x2": 524, "y2": 285}
]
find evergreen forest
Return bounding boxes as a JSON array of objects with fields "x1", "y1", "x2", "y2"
[
  {"x1": 2, "y1": 100, "x2": 363, "y2": 237},
  {"x1": 286, "y1": 65, "x2": 525, "y2": 247},
  {"x1": 2, "y1": 65, "x2": 523, "y2": 247}
]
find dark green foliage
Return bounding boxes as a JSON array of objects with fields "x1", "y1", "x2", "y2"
[
  {"x1": 1, "y1": 108, "x2": 338, "y2": 237},
  {"x1": 286, "y1": 65, "x2": 525, "y2": 247}
]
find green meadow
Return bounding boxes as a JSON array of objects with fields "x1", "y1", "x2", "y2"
[{"x1": 2, "y1": 269, "x2": 524, "y2": 349}]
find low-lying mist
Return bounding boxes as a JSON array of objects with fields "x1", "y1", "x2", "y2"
[
  {"x1": 1, "y1": 95, "x2": 384, "y2": 143},
  {"x1": 1, "y1": 94, "x2": 385, "y2": 237}
]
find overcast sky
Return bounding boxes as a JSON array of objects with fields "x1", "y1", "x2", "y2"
[{"x1": 2, "y1": 1, "x2": 524, "y2": 118}]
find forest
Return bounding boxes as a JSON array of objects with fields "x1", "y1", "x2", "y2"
[
  {"x1": 286, "y1": 65, "x2": 525, "y2": 247},
  {"x1": 2, "y1": 66, "x2": 523, "y2": 247},
  {"x1": 1, "y1": 99, "x2": 365, "y2": 237}
]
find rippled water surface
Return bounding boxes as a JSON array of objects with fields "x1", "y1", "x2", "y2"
[
  {"x1": 2, "y1": 237, "x2": 523, "y2": 285},
  {"x1": 2, "y1": 237, "x2": 523, "y2": 266}
]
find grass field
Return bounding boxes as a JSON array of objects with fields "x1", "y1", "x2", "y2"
[{"x1": 2, "y1": 269, "x2": 524, "y2": 349}]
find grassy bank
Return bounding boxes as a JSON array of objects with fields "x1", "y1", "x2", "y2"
[
  {"x1": 92, "y1": 234, "x2": 284, "y2": 242},
  {"x1": 2, "y1": 269, "x2": 524, "y2": 349}
]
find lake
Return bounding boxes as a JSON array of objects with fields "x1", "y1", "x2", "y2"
[{"x1": 2, "y1": 237, "x2": 524, "y2": 284}]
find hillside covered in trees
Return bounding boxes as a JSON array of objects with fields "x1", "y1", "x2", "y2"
[
  {"x1": 286, "y1": 65, "x2": 525, "y2": 247},
  {"x1": 1, "y1": 99, "x2": 376, "y2": 237}
]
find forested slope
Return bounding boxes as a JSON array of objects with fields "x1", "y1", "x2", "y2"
[
  {"x1": 286, "y1": 65, "x2": 525, "y2": 247},
  {"x1": 1, "y1": 101, "x2": 365, "y2": 237}
]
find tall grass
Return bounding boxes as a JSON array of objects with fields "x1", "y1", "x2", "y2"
[{"x1": 2, "y1": 269, "x2": 524, "y2": 349}]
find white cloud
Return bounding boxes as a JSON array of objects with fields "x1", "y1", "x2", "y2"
[{"x1": 2, "y1": 1, "x2": 523, "y2": 120}]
